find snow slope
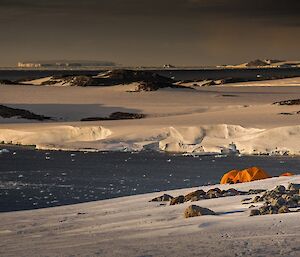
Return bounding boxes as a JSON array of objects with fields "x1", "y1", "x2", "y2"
[{"x1": 0, "y1": 175, "x2": 299, "y2": 257}]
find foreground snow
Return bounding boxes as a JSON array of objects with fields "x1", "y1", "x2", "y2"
[{"x1": 0, "y1": 176, "x2": 299, "y2": 257}]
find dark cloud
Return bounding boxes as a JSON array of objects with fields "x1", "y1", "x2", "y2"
[{"x1": 0, "y1": 0, "x2": 299, "y2": 66}]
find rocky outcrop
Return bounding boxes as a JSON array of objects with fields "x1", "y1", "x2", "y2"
[
  {"x1": 249, "y1": 184, "x2": 300, "y2": 216},
  {"x1": 0, "y1": 105, "x2": 52, "y2": 121},
  {"x1": 246, "y1": 59, "x2": 269, "y2": 67},
  {"x1": 23, "y1": 69, "x2": 178, "y2": 91},
  {"x1": 151, "y1": 187, "x2": 254, "y2": 206},
  {"x1": 0, "y1": 79, "x2": 19, "y2": 85},
  {"x1": 184, "y1": 205, "x2": 216, "y2": 218},
  {"x1": 273, "y1": 99, "x2": 300, "y2": 106},
  {"x1": 184, "y1": 189, "x2": 206, "y2": 202},
  {"x1": 81, "y1": 112, "x2": 146, "y2": 121},
  {"x1": 40, "y1": 75, "x2": 94, "y2": 87},
  {"x1": 150, "y1": 194, "x2": 174, "y2": 202},
  {"x1": 170, "y1": 195, "x2": 185, "y2": 205}
]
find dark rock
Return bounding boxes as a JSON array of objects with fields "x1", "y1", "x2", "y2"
[
  {"x1": 222, "y1": 188, "x2": 240, "y2": 196},
  {"x1": 250, "y1": 209, "x2": 260, "y2": 216},
  {"x1": 278, "y1": 206, "x2": 290, "y2": 214},
  {"x1": 259, "y1": 205, "x2": 278, "y2": 215},
  {"x1": 170, "y1": 195, "x2": 185, "y2": 205},
  {"x1": 207, "y1": 188, "x2": 222, "y2": 194},
  {"x1": 253, "y1": 196, "x2": 262, "y2": 203},
  {"x1": 288, "y1": 183, "x2": 300, "y2": 191},
  {"x1": 0, "y1": 105, "x2": 52, "y2": 121},
  {"x1": 0, "y1": 79, "x2": 18, "y2": 85},
  {"x1": 273, "y1": 99, "x2": 300, "y2": 106},
  {"x1": 150, "y1": 194, "x2": 174, "y2": 202},
  {"x1": 246, "y1": 59, "x2": 269, "y2": 67},
  {"x1": 98, "y1": 69, "x2": 177, "y2": 91},
  {"x1": 270, "y1": 197, "x2": 286, "y2": 207},
  {"x1": 184, "y1": 205, "x2": 216, "y2": 218},
  {"x1": 274, "y1": 185, "x2": 286, "y2": 194},
  {"x1": 206, "y1": 188, "x2": 222, "y2": 198},
  {"x1": 286, "y1": 199, "x2": 298, "y2": 208},
  {"x1": 241, "y1": 198, "x2": 252, "y2": 202},
  {"x1": 184, "y1": 189, "x2": 206, "y2": 202},
  {"x1": 248, "y1": 189, "x2": 267, "y2": 194},
  {"x1": 81, "y1": 112, "x2": 145, "y2": 121},
  {"x1": 31, "y1": 69, "x2": 179, "y2": 91},
  {"x1": 206, "y1": 191, "x2": 221, "y2": 199}
]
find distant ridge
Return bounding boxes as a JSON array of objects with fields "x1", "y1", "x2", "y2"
[
  {"x1": 222, "y1": 59, "x2": 300, "y2": 68},
  {"x1": 246, "y1": 59, "x2": 269, "y2": 67},
  {"x1": 17, "y1": 60, "x2": 116, "y2": 68}
]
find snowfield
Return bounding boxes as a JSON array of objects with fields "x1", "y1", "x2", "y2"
[{"x1": 0, "y1": 175, "x2": 299, "y2": 257}]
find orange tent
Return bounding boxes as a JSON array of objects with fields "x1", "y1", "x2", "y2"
[
  {"x1": 220, "y1": 167, "x2": 270, "y2": 184},
  {"x1": 220, "y1": 169, "x2": 239, "y2": 184},
  {"x1": 280, "y1": 172, "x2": 295, "y2": 177}
]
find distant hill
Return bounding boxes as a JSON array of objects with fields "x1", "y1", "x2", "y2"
[
  {"x1": 20, "y1": 69, "x2": 181, "y2": 91},
  {"x1": 17, "y1": 60, "x2": 116, "y2": 68},
  {"x1": 246, "y1": 59, "x2": 269, "y2": 67},
  {"x1": 223, "y1": 59, "x2": 300, "y2": 68}
]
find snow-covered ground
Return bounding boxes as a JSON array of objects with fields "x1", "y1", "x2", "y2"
[
  {"x1": 0, "y1": 175, "x2": 299, "y2": 257},
  {"x1": 1, "y1": 78, "x2": 300, "y2": 256},
  {"x1": 1, "y1": 77, "x2": 300, "y2": 154}
]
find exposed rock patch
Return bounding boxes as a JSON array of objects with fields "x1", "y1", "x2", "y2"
[
  {"x1": 151, "y1": 187, "x2": 263, "y2": 206},
  {"x1": 0, "y1": 105, "x2": 52, "y2": 121},
  {"x1": 248, "y1": 184, "x2": 300, "y2": 216},
  {"x1": 81, "y1": 112, "x2": 146, "y2": 121},
  {"x1": 0, "y1": 79, "x2": 20, "y2": 85},
  {"x1": 24, "y1": 69, "x2": 179, "y2": 91},
  {"x1": 246, "y1": 59, "x2": 270, "y2": 67},
  {"x1": 184, "y1": 205, "x2": 216, "y2": 218},
  {"x1": 184, "y1": 189, "x2": 206, "y2": 202},
  {"x1": 150, "y1": 194, "x2": 174, "y2": 202},
  {"x1": 273, "y1": 99, "x2": 300, "y2": 106},
  {"x1": 170, "y1": 195, "x2": 185, "y2": 205}
]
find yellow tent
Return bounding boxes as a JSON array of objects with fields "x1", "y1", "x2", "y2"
[{"x1": 220, "y1": 167, "x2": 270, "y2": 184}]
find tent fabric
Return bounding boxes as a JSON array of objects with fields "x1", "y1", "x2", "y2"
[
  {"x1": 220, "y1": 167, "x2": 270, "y2": 184},
  {"x1": 220, "y1": 169, "x2": 239, "y2": 184},
  {"x1": 280, "y1": 172, "x2": 295, "y2": 177}
]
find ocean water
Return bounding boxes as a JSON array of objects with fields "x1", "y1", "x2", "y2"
[
  {"x1": 1, "y1": 67, "x2": 300, "y2": 81},
  {"x1": 0, "y1": 146, "x2": 299, "y2": 212}
]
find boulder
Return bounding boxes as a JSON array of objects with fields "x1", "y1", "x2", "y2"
[
  {"x1": 288, "y1": 183, "x2": 300, "y2": 191},
  {"x1": 278, "y1": 206, "x2": 290, "y2": 214},
  {"x1": 270, "y1": 197, "x2": 286, "y2": 207},
  {"x1": 253, "y1": 195, "x2": 262, "y2": 203},
  {"x1": 222, "y1": 188, "x2": 241, "y2": 196},
  {"x1": 207, "y1": 188, "x2": 222, "y2": 194},
  {"x1": 250, "y1": 209, "x2": 260, "y2": 216},
  {"x1": 184, "y1": 205, "x2": 216, "y2": 218},
  {"x1": 241, "y1": 197, "x2": 252, "y2": 202},
  {"x1": 274, "y1": 185, "x2": 286, "y2": 194},
  {"x1": 170, "y1": 195, "x2": 185, "y2": 205},
  {"x1": 150, "y1": 194, "x2": 173, "y2": 202},
  {"x1": 286, "y1": 199, "x2": 298, "y2": 208},
  {"x1": 248, "y1": 189, "x2": 266, "y2": 194},
  {"x1": 184, "y1": 189, "x2": 206, "y2": 202},
  {"x1": 259, "y1": 205, "x2": 278, "y2": 215},
  {"x1": 206, "y1": 191, "x2": 221, "y2": 199}
]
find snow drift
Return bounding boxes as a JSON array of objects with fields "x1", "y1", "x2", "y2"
[{"x1": 1, "y1": 124, "x2": 300, "y2": 155}]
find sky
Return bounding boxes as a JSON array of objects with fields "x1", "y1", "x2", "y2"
[{"x1": 0, "y1": 0, "x2": 300, "y2": 67}]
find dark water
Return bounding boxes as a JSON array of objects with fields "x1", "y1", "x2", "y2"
[
  {"x1": 0, "y1": 146, "x2": 299, "y2": 212},
  {"x1": 1, "y1": 67, "x2": 300, "y2": 81}
]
